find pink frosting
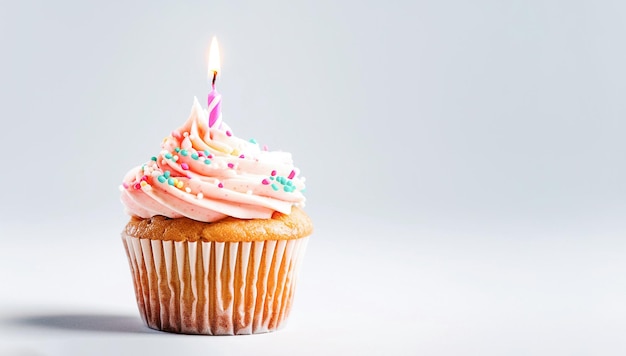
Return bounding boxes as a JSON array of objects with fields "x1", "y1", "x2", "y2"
[{"x1": 120, "y1": 97, "x2": 306, "y2": 222}]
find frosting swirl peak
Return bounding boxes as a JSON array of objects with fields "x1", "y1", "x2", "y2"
[{"x1": 120, "y1": 97, "x2": 306, "y2": 222}]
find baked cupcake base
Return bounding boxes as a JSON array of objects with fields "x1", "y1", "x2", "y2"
[{"x1": 122, "y1": 229, "x2": 309, "y2": 335}]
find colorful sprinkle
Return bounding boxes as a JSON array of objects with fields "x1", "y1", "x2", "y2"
[
  {"x1": 262, "y1": 179, "x2": 270, "y2": 185},
  {"x1": 271, "y1": 170, "x2": 277, "y2": 176},
  {"x1": 134, "y1": 183, "x2": 141, "y2": 190},
  {"x1": 270, "y1": 176, "x2": 275, "y2": 181},
  {"x1": 180, "y1": 149, "x2": 188, "y2": 156},
  {"x1": 249, "y1": 138, "x2": 257, "y2": 144},
  {"x1": 283, "y1": 185, "x2": 294, "y2": 192},
  {"x1": 228, "y1": 163, "x2": 235, "y2": 169},
  {"x1": 157, "y1": 176, "x2": 166, "y2": 183},
  {"x1": 191, "y1": 153, "x2": 199, "y2": 160},
  {"x1": 263, "y1": 144, "x2": 269, "y2": 151},
  {"x1": 174, "y1": 147, "x2": 180, "y2": 153},
  {"x1": 218, "y1": 182, "x2": 224, "y2": 188},
  {"x1": 140, "y1": 181, "x2": 148, "y2": 187},
  {"x1": 164, "y1": 152, "x2": 173, "y2": 159},
  {"x1": 239, "y1": 154, "x2": 245, "y2": 159},
  {"x1": 288, "y1": 170, "x2": 296, "y2": 179},
  {"x1": 185, "y1": 187, "x2": 192, "y2": 193},
  {"x1": 271, "y1": 183, "x2": 279, "y2": 191},
  {"x1": 176, "y1": 181, "x2": 184, "y2": 189},
  {"x1": 164, "y1": 171, "x2": 171, "y2": 178},
  {"x1": 204, "y1": 159, "x2": 211, "y2": 165},
  {"x1": 226, "y1": 130, "x2": 232, "y2": 137},
  {"x1": 167, "y1": 178, "x2": 175, "y2": 186},
  {"x1": 122, "y1": 182, "x2": 129, "y2": 189},
  {"x1": 151, "y1": 156, "x2": 157, "y2": 161},
  {"x1": 172, "y1": 155, "x2": 179, "y2": 162},
  {"x1": 181, "y1": 163, "x2": 189, "y2": 170},
  {"x1": 204, "y1": 149, "x2": 210, "y2": 156},
  {"x1": 197, "y1": 192, "x2": 204, "y2": 199}
]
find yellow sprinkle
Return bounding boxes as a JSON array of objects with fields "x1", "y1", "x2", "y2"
[
  {"x1": 176, "y1": 181, "x2": 184, "y2": 189},
  {"x1": 140, "y1": 181, "x2": 147, "y2": 187}
]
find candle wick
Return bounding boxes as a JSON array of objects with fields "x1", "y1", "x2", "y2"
[{"x1": 211, "y1": 71, "x2": 217, "y2": 88}]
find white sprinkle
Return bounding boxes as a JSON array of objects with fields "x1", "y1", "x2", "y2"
[
  {"x1": 151, "y1": 171, "x2": 160, "y2": 177},
  {"x1": 183, "y1": 132, "x2": 189, "y2": 137},
  {"x1": 185, "y1": 187, "x2": 192, "y2": 193},
  {"x1": 173, "y1": 155, "x2": 179, "y2": 160},
  {"x1": 197, "y1": 192, "x2": 204, "y2": 199}
]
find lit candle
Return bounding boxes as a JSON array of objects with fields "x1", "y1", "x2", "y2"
[{"x1": 207, "y1": 37, "x2": 222, "y2": 128}]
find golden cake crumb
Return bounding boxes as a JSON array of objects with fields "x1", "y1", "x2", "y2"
[{"x1": 124, "y1": 207, "x2": 313, "y2": 242}]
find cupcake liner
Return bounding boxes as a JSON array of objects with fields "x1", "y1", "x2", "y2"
[{"x1": 122, "y1": 234, "x2": 309, "y2": 335}]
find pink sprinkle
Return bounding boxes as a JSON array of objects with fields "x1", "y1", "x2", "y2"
[
  {"x1": 141, "y1": 175, "x2": 148, "y2": 182},
  {"x1": 226, "y1": 130, "x2": 232, "y2": 137},
  {"x1": 262, "y1": 179, "x2": 270, "y2": 185},
  {"x1": 263, "y1": 144, "x2": 269, "y2": 151},
  {"x1": 239, "y1": 154, "x2": 245, "y2": 159},
  {"x1": 181, "y1": 163, "x2": 189, "y2": 170},
  {"x1": 133, "y1": 183, "x2": 141, "y2": 190},
  {"x1": 288, "y1": 170, "x2": 296, "y2": 179},
  {"x1": 122, "y1": 182, "x2": 129, "y2": 189},
  {"x1": 227, "y1": 163, "x2": 235, "y2": 169},
  {"x1": 218, "y1": 182, "x2": 224, "y2": 188},
  {"x1": 208, "y1": 154, "x2": 213, "y2": 158},
  {"x1": 271, "y1": 170, "x2": 277, "y2": 176},
  {"x1": 198, "y1": 151, "x2": 204, "y2": 157}
]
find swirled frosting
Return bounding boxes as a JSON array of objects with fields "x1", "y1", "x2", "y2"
[{"x1": 120, "y1": 97, "x2": 306, "y2": 222}]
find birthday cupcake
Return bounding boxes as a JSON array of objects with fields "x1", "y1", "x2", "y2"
[{"x1": 119, "y1": 94, "x2": 312, "y2": 335}]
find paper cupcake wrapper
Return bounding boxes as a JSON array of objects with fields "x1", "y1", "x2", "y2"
[{"x1": 122, "y1": 234, "x2": 309, "y2": 335}]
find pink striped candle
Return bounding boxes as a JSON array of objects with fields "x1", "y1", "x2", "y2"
[{"x1": 207, "y1": 37, "x2": 222, "y2": 128}]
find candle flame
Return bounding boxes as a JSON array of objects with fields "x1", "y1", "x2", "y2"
[{"x1": 208, "y1": 37, "x2": 221, "y2": 76}]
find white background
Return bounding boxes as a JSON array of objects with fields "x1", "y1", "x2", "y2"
[{"x1": 1, "y1": 0, "x2": 625, "y2": 355}]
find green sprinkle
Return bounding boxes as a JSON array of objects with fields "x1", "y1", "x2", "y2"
[
  {"x1": 180, "y1": 149, "x2": 188, "y2": 156},
  {"x1": 204, "y1": 149, "x2": 210, "y2": 156},
  {"x1": 164, "y1": 171, "x2": 171, "y2": 178},
  {"x1": 167, "y1": 178, "x2": 175, "y2": 186},
  {"x1": 151, "y1": 156, "x2": 157, "y2": 161},
  {"x1": 164, "y1": 153, "x2": 173, "y2": 159},
  {"x1": 191, "y1": 153, "x2": 199, "y2": 160},
  {"x1": 283, "y1": 185, "x2": 293, "y2": 192},
  {"x1": 270, "y1": 176, "x2": 275, "y2": 181},
  {"x1": 157, "y1": 176, "x2": 166, "y2": 183},
  {"x1": 204, "y1": 159, "x2": 211, "y2": 165},
  {"x1": 174, "y1": 147, "x2": 180, "y2": 152},
  {"x1": 271, "y1": 183, "x2": 279, "y2": 191},
  {"x1": 277, "y1": 176, "x2": 286, "y2": 184},
  {"x1": 172, "y1": 156, "x2": 178, "y2": 162},
  {"x1": 286, "y1": 180, "x2": 294, "y2": 186},
  {"x1": 249, "y1": 138, "x2": 258, "y2": 144}
]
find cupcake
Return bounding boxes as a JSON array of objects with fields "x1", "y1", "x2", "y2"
[{"x1": 119, "y1": 97, "x2": 312, "y2": 335}]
